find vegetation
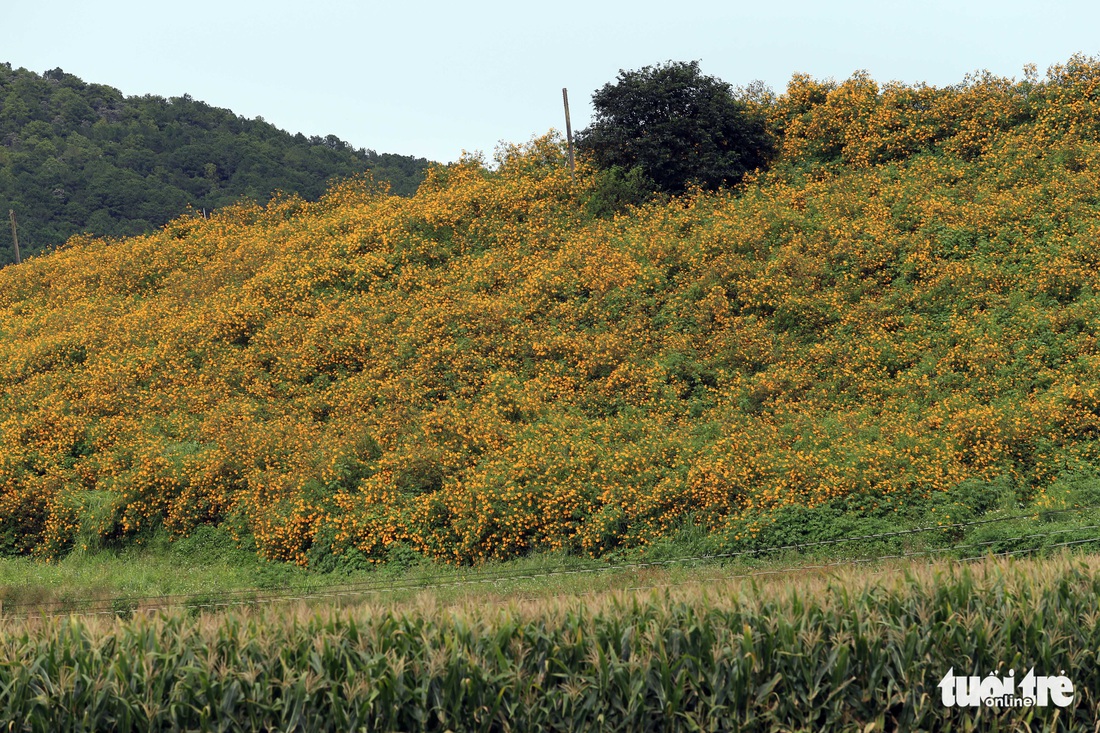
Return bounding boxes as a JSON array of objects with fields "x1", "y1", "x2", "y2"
[
  {"x1": 576, "y1": 60, "x2": 774, "y2": 196},
  {"x1": 1, "y1": 480, "x2": 1097, "y2": 616},
  {"x1": 4, "y1": 53, "x2": 1100, "y2": 730},
  {"x1": 1, "y1": 553, "x2": 1099, "y2": 730},
  {"x1": 3, "y1": 56, "x2": 1100, "y2": 570},
  {"x1": 0, "y1": 64, "x2": 432, "y2": 262}
]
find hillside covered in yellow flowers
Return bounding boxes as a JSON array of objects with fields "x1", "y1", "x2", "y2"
[{"x1": 4, "y1": 58, "x2": 1100, "y2": 565}]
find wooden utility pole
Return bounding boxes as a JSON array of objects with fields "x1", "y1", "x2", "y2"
[
  {"x1": 8, "y1": 210, "x2": 20, "y2": 265},
  {"x1": 562, "y1": 88, "x2": 575, "y2": 181}
]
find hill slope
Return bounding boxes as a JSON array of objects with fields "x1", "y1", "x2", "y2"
[
  {"x1": 3, "y1": 58, "x2": 1100, "y2": 565},
  {"x1": 0, "y1": 64, "x2": 432, "y2": 261}
]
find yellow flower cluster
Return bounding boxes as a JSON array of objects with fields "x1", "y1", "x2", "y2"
[{"x1": 3, "y1": 58, "x2": 1100, "y2": 564}]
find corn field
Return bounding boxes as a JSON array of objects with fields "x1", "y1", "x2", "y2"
[{"x1": 0, "y1": 554, "x2": 1097, "y2": 731}]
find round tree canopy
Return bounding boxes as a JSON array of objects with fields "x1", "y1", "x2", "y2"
[{"x1": 577, "y1": 61, "x2": 774, "y2": 194}]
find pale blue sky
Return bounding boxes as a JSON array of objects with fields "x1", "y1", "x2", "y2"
[{"x1": 3, "y1": 1, "x2": 1096, "y2": 163}]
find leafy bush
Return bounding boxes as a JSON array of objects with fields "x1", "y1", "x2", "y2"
[{"x1": 583, "y1": 165, "x2": 656, "y2": 217}]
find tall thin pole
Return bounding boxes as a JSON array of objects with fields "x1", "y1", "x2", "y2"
[
  {"x1": 562, "y1": 88, "x2": 575, "y2": 181},
  {"x1": 8, "y1": 210, "x2": 20, "y2": 265}
]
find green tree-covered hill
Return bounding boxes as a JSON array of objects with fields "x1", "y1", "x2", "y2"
[{"x1": 0, "y1": 64, "x2": 432, "y2": 262}]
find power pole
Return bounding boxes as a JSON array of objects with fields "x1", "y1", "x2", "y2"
[
  {"x1": 562, "y1": 88, "x2": 575, "y2": 181},
  {"x1": 8, "y1": 210, "x2": 20, "y2": 265}
]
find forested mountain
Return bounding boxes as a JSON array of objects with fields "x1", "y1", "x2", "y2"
[{"x1": 0, "y1": 64, "x2": 433, "y2": 263}]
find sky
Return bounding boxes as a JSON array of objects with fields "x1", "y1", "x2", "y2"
[{"x1": 3, "y1": 1, "x2": 1097, "y2": 164}]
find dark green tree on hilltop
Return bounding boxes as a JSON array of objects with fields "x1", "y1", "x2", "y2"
[{"x1": 577, "y1": 60, "x2": 774, "y2": 194}]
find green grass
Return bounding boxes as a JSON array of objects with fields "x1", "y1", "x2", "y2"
[{"x1": 3, "y1": 473, "x2": 1099, "y2": 619}]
